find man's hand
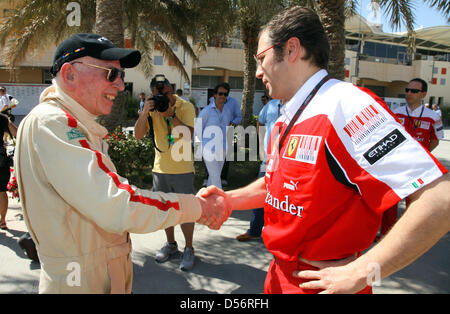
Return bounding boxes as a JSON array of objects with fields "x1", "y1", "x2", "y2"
[
  {"x1": 292, "y1": 254, "x2": 368, "y2": 294},
  {"x1": 142, "y1": 97, "x2": 154, "y2": 114},
  {"x1": 195, "y1": 186, "x2": 232, "y2": 230}
]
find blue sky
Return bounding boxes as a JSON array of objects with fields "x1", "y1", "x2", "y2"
[{"x1": 360, "y1": 0, "x2": 449, "y2": 33}]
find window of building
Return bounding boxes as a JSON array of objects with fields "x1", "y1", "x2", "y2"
[
  {"x1": 433, "y1": 67, "x2": 438, "y2": 74},
  {"x1": 255, "y1": 79, "x2": 265, "y2": 91},
  {"x1": 441, "y1": 78, "x2": 446, "y2": 86},
  {"x1": 192, "y1": 75, "x2": 222, "y2": 88},
  {"x1": 442, "y1": 68, "x2": 447, "y2": 75},
  {"x1": 365, "y1": 85, "x2": 385, "y2": 98},
  {"x1": 229, "y1": 76, "x2": 243, "y2": 89},
  {"x1": 362, "y1": 42, "x2": 407, "y2": 62},
  {"x1": 429, "y1": 96, "x2": 435, "y2": 105},
  {"x1": 154, "y1": 56, "x2": 163, "y2": 66},
  {"x1": 42, "y1": 69, "x2": 53, "y2": 84},
  {"x1": 169, "y1": 42, "x2": 178, "y2": 52}
]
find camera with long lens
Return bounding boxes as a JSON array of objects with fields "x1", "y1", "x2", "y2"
[{"x1": 149, "y1": 74, "x2": 170, "y2": 112}]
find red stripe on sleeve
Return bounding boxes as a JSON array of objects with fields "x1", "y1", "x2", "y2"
[
  {"x1": 60, "y1": 108, "x2": 78, "y2": 128},
  {"x1": 78, "y1": 139, "x2": 180, "y2": 211}
]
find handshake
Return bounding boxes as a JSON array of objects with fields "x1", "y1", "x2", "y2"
[{"x1": 195, "y1": 186, "x2": 232, "y2": 230}]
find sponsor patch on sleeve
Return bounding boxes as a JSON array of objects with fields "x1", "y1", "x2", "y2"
[
  {"x1": 67, "y1": 128, "x2": 86, "y2": 140},
  {"x1": 363, "y1": 129, "x2": 406, "y2": 165},
  {"x1": 411, "y1": 178, "x2": 424, "y2": 189},
  {"x1": 343, "y1": 104, "x2": 387, "y2": 145}
]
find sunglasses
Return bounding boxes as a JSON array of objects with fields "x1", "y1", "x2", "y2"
[
  {"x1": 70, "y1": 62, "x2": 125, "y2": 82},
  {"x1": 405, "y1": 88, "x2": 422, "y2": 94},
  {"x1": 217, "y1": 92, "x2": 229, "y2": 97}
]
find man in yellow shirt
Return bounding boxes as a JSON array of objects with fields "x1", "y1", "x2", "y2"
[{"x1": 134, "y1": 75, "x2": 197, "y2": 271}]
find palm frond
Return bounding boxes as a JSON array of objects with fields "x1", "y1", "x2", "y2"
[
  {"x1": 377, "y1": 0, "x2": 415, "y2": 32},
  {"x1": 423, "y1": 0, "x2": 450, "y2": 23},
  {"x1": 0, "y1": 0, "x2": 95, "y2": 69},
  {"x1": 153, "y1": 31, "x2": 190, "y2": 82}
]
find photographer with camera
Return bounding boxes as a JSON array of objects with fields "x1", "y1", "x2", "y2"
[
  {"x1": 134, "y1": 74, "x2": 198, "y2": 271},
  {"x1": 0, "y1": 87, "x2": 18, "y2": 122}
]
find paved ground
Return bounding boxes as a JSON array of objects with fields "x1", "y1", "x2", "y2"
[{"x1": 1, "y1": 129, "x2": 449, "y2": 294}]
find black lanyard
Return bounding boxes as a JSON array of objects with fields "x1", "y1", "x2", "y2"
[
  {"x1": 278, "y1": 75, "x2": 330, "y2": 151},
  {"x1": 406, "y1": 105, "x2": 424, "y2": 131}
]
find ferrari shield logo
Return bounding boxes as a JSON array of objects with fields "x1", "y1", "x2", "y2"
[{"x1": 287, "y1": 136, "x2": 299, "y2": 158}]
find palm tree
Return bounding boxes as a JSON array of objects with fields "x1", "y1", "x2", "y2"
[
  {"x1": 235, "y1": 0, "x2": 276, "y2": 127},
  {"x1": 234, "y1": 0, "x2": 449, "y2": 125},
  {"x1": 232, "y1": 0, "x2": 298, "y2": 127},
  {"x1": 0, "y1": 0, "x2": 234, "y2": 131},
  {"x1": 94, "y1": 0, "x2": 126, "y2": 130}
]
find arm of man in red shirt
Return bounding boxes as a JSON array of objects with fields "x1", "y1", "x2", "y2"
[
  {"x1": 429, "y1": 139, "x2": 439, "y2": 152},
  {"x1": 293, "y1": 173, "x2": 450, "y2": 294},
  {"x1": 198, "y1": 177, "x2": 267, "y2": 211}
]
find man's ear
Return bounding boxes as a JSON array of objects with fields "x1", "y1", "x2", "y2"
[
  {"x1": 286, "y1": 37, "x2": 302, "y2": 63},
  {"x1": 59, "y1": 63, "x2": 77, "y2": 88}
]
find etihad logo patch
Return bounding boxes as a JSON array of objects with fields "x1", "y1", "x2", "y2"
[
  {"x1": 363, "y1": 129, "x2": 406, "y2": 165},
  {"x1": 283, "y1": 134, "x2": 322, "y2": 164},
  {"x1": 344, "y1": 105, "x2": 387, "y2": 145}
]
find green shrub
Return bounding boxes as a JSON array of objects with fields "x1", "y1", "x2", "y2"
[
  {"x1": 105, "y1": 126, "x2": 261, "y2": 192},
  {"x1": 124, "y1": 95, "x2": 140, "y2": 123},
  {"x1": 106, "y1": 126, "x2": 155, "y2": 188}
]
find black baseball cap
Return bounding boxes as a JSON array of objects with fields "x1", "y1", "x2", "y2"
[{"x1": 51, "y1": 33, "x2": 141, "y2": 75}]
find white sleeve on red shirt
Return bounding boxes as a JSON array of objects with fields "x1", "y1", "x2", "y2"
[
  {"x1": 431, "y1": 110, "x2": 444, "y2": 140},
  {"x1": 329, "y1": 83, "x2": 447, "y2": 203}
]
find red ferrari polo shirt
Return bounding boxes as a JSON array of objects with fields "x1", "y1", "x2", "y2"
[
  {"x1": 392, "y1": 105, "x2": 444, "y2": 151},
  {"x1": 263, "y1": 70, "x2": 447, "y2": 263}
]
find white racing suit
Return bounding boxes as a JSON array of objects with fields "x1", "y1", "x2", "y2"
[{"x1": 15, "y1": 83, "x2": 201, "y2": 293}]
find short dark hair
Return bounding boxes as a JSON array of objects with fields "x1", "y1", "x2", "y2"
[
  {"x1": 262, "y1": 6, "x2": 329, "y2": 69},
  {"x1": 409, "y1": 78, "x2": 428, "y2": 92},
  {"x1": 214, "y1": 83, "x2": 230, "y2": 94}
]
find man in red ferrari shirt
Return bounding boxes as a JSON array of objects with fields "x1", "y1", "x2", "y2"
[
  {"x1": 393, "y1": 78, "x2": 443, "y2": 152},
  {"x1": 199, "y1": 6, "x2": 450, "y2": 294}
]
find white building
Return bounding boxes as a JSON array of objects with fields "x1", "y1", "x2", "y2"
[{"x1": 1, "y1": 6, "x2": 449, "y2": 122}]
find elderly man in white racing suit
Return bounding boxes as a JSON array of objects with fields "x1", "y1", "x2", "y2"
[{"x1": 14, "y1": 33, "x2": 230, "y2": 294}]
